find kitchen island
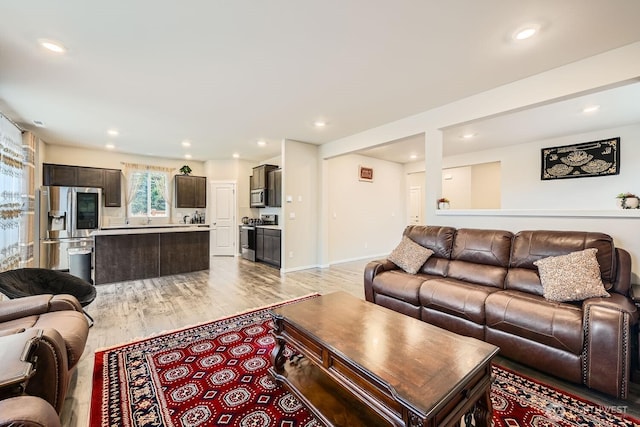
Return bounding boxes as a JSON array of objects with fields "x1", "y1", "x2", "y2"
[{"x1": 93, "y1": 225, "x2": 209, "y2": 285}]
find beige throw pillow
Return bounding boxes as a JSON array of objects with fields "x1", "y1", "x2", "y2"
[
  {"x1": 533, "y1": 248, "x2": 610, "y2": 302},
  {"x1": 388, "y1": 236, "x2": 434, "y2": 274}
]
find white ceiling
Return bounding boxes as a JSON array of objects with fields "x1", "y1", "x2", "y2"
[{"x1": 1, "y1": 1, "x2": 640, "y2": 163}]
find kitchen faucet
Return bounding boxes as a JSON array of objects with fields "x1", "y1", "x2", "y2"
[{"x1": 146, "y1": 216, "x2": 152, "y2": 225}]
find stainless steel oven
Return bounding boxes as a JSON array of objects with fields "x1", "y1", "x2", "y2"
[{"x1": 240, "y1": 225, "x2": 256, "y2": 261}]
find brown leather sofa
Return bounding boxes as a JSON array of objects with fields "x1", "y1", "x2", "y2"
[
  {"x1": 364, "y1": 225, "x2": 638, "y2": 399},
  {"x1": 0, "y1": 294, "x2": 90, "y2": 420}
]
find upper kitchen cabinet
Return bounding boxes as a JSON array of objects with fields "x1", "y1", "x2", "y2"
[
  {"x1": 43, "y1": 163, "x2": 77, "y2": 186},
  {"x1": 42, "y1": 163, "x2": 122, "y2": 207},
  {"x1": 250, "y1": 164, "x2": 278, "y2": 190},
  {"x1": 103, "y1": 169, "x2": 122, "y2": 207},
  {"x1": 76, "y1": 167, "x2": 104, "y2": 187},
  {"x1": 175, "y1": 175, "x2": 207, "y2": 208},
  {"x1": 267, "y1": 168, "x2": 282, "y2": 207}
]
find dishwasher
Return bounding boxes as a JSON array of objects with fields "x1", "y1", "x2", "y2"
[{"x1": 240, "y1": 225, "x2": 256, "y2": 261}]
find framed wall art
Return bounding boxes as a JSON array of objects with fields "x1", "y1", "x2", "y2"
[
  {"x1": 358, "y1": 165, "x2": 374, "y2": 182},
  {"x1": 541, "y1": 137, "x2": 620, "y2": 180}
]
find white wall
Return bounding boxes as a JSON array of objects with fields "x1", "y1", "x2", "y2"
[
  {"x1": 204, "y1": 159, "x2": 257, "y2": 222},
  {"x1": 318, "y1": 41, "x2": 640, "y2": 278},
  {"x1": 471, "y1": 162, "x2": 501, "y2": 209},
  {"x1": 442, "y1": 162, "x2": 501, "y2": 209},
  {"x1": 327, "y1": 154, "x2": 406, "y2": 264},
  {"x1": 43, "y1": 144, "x2": 205, "y2": 176},
  {"x1": 282, "y1": 139, "x2": 319, "y2": 272},
  {"x1": 442, "y1": 166, "x2": 472, "y2": 209},
  {"x1": 443, "y1": 124, "x2": 639, "y2": 210}
]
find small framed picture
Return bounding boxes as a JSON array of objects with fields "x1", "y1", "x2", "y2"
[{"x1": 359, "y1": 165, "x2": 374, "y2": 182}]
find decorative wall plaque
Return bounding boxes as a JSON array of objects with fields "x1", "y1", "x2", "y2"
[
  {"x1": 541, "y1": 137, "x2": 620, "y2": 180},
  {"x1": 359, "y1": 165, "x2": 374, "y2": 182}
]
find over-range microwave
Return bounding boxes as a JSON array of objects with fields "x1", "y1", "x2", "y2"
[{"x1": 250, "y1": 189, "x2": 265, "y2": 208}]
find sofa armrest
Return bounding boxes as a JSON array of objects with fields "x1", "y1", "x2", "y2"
[
  {"x1": 582, "y1": 293, "x2": 637, "y2": 399},
  {"x1": 0, "y1": 295, "x2": 83, "y2": 324},
  {"x1": 0, "y1": 396, "x2": 61, "y2": 427},
  {"x1": 48, "y1": 294, "x2": 83, "y2": 312},
  {"x1": 630, "y1": 283, "x2": 640, "y2": 304},
  {"x1": 0, "y1": 295, "x2": 54, "y2": 323},
  {"x1": 25, "y1": 328, "x2": 69, "y2": 413},
  {"x1": 611, "y1": 247, "x2": 632, "y2": 296},
  {"x1": 364, "y1": 259, "x2": 398, "y2": 302}
]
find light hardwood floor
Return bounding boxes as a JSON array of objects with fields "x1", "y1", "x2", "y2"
[{"x1": 62, "y1": 256, "x2": 639, "y2": 426}]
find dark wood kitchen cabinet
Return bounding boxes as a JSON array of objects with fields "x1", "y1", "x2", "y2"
[
  {"x1": 94, "y1": 229, "x2": 210, "y2": 284},
  {"x1": 160, "y1": 231, "x2": 210, "y2": 275},
  {"x1": 256, "y1": 227, "x2": 281, "y2": 268},
  {"x1": 95, "y1": 233, "x2": 160, "y2": 284},
  {"x1": 175, "y1": 175, "x2": 207, "y2": 208},
  {"x1": 76, "y1": 167, "x2": 104, "y2": 187},
  {"x1": 250, "y1": 164, "x2": 278, "y2": 190},
  {"x1": 43, "y1": 164, "x2": 77, "y2": 186},
  {"x1": 103, "y1": 169, "x2": 122, "y2": 207},
  {"x1": 267, "y1": 168, "x2": 282, "y2": 207},
  {"x1": 42, "y1": 163, "x2": 122, "y2": 207}
]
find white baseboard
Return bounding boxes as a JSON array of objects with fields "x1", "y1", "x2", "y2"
[
  {"x1": 328, "y1": 253, "x2": 388, "y2": 266},
  {"x1": 280, "y1": 254, "x2": 389, "y2": 273}
]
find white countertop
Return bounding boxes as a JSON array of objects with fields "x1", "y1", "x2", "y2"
[
  {"x1": 94, "y1": 224, "x2": 210, "y2": 236},
  {"x1": 256, "y1": 225, "x2": 281, "y2": 230}
]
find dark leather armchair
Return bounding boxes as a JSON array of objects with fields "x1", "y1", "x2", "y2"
[
  {"x1": 0, "y1": 396, "x2": 61, "y2": 427},
  {"x1": 0, "y1": 294, "x2": 89, "y2": 420}
]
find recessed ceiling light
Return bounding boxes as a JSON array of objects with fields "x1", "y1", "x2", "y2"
[
  {"x1": 461, "y1": 133, "x2": 476, "y2": 139},
  {"x1": 107, "y1": 129, "x2": 119, "y2": 137},
  {"x1": 38, "y1": 39, "x2": 66, "y2": 53},
  {"x1": 583, "y1": 105, "x2": 600, "y2": 114},
  {"x1": 410, "y1": 154, "x2": 417, "y2": 159},
  {"x1": 105, "y1": 143, "x2": 115, "y2": 150},
  {"x1": 33, "y1": 120, "x2": 46, "y2": 127},
  {"x1": 181, "y1": 140, "x2": 191, "y2": 147},
  {"x1": 184, "y1": 154, "x2": 192, "y2": 159},
  {"x1": 257, "y1": 140, "x2": 267, "y2": 147},
  {"x1": 232, "y1": 153, "x2": 240, "y2": 159},
  {"x1": 513, "y1": 26, "x2": 538, "y2": 41},
  {"x1": 314, "y1": 120, "x2": 327, "y2": 127}
]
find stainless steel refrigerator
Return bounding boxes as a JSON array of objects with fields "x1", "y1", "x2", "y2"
[{"x1": 39, "y1": 186, "x2": 101, "y2": 281}]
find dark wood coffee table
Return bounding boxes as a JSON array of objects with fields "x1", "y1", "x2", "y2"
[{"x1": 269, "y1": 291, "x2": 499, "y2": 427}]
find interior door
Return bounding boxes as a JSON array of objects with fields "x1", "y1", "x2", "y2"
[
  {"x1": 210, "y1": 182, "x2": 236, "y2": 256},
  {"x1": 409, "y1": 186, "x2": 422, "y2": 225}
]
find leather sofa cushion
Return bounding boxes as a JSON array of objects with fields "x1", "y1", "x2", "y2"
[
  {"x1": 485, "y1": 290, "x2": 583, "y2": 355},
  {"x1": 372, "y1": 270, "x2": 429, "y2": 306},
  {"x1": 506, "y1": 230, "x2": 616, "y2": 294},
  {"x1": 451, "y1": 228, "x2": 513, "y2": 267},
  {"x1": 419, "y1": 278, "x2": 500, "y2": 324},
  {"x1": 447, "y1": 229, "x2": 512, "y2": 288},
  {"x1": 404, "y1": 225, "x2": 456, "y2": 259}
]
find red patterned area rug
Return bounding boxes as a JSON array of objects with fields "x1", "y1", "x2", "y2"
[{"x1": 90, "y1": 295, "x2": 639, "y2": 427}]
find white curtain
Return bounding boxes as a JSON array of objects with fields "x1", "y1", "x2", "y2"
[
  {"x1": 0, "y1": 114, "x2": 25, "y2": 272},
  {"x1": 121, "y1": 162, "x2": 175, "y2": 219}
]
